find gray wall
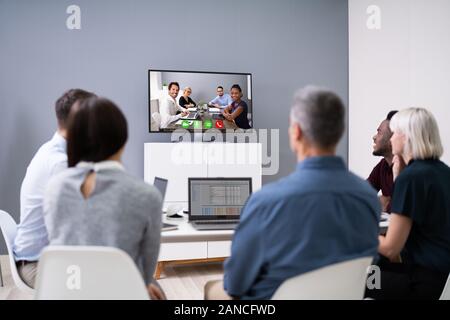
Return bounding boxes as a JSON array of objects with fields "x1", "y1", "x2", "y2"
[
  {"x1": 0, "y1": 0, "x2": 348, "y2": 253},
  {"x1": 160, "y1": 72, "x2": 249, "y2": 105}
]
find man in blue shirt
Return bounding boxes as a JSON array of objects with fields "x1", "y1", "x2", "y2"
[
  {"x1": 13, "y1": 88, "x2": 95, "y2": 288},
  {"x1": 205, "y1": 86, "x2": 380, "y2": 300},
  {"x1": 208, "y1": 86, "x2": 232, "y2": 109}
]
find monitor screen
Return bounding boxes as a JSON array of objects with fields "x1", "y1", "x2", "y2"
[
  {"x1": 188, "y1": 178, "x2": 252, "y2": 219},
  {"x1": 149, "y1": 69, "x2": 253, "y2": 133}
]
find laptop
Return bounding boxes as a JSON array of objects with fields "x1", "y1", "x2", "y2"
[
  {"x1": 154, "y1": 177, "x2": 168, "y2": 200},
  {"x1": 153, "y1": 177, "x2": 178, "y2": 231},
  {"x1": 182, "y1": 111, "x2": 198, "y2": 120},
  {"x1": 188, "y1": 177, "x2": 252, "y2": 230}
]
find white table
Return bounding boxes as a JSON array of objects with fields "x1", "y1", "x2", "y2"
[
  {"x1": 155, "y1": 214, "x2": 391, "y2": 279},
  {"x1": 155, "y1": 214, "x2": 234, "y2": 279}
]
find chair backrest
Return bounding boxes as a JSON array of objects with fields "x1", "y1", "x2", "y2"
[
  {"x1": 151, "y1": 112, "x2": 161, "y2": 130},
  {"x1": 35, "y1": 246, "x2": 150, "y2": 300},
  {"x1": 272, "y1": 256, "x2": 373, "y2": 300},
  {"x1": 439, "y1": 274, "x2": 450, "y2": 300},
  {"x1": 0, "y1": 210, "x2": 35, "y2": 294},
  {"x1": 150, "y1": 99, "x2": 160, "y2": 113}
]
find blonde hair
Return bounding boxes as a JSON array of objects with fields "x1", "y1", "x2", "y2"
[
  {"x1": 389, "y1": 108, "x2": 443, "y2": 159},
  {"x1": 183, "y1": 87, "x2": 192, "y2": 93}
]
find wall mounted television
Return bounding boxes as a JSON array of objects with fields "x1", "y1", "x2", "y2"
[{"x1": 148, "y1": 69, "x2": 253, "y2": 133}]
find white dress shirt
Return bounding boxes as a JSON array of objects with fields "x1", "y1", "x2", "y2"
[
  {"x1": 13, "y1": 132, "x2": 67, "y2": 261},
  {"x1": 159, "y1": 95, "x2": 186, "y2": 128}
]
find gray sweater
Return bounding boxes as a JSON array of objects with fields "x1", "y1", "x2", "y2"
[{"x1": 43, "y1": 164, "x2": 162, "y2": 285}]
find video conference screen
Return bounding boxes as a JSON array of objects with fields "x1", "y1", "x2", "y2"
[{"x1": 148, "y1": 69, "x2": 253, "y2": 133}]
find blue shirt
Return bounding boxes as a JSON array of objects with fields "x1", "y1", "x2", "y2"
[
  {"x1": 13, "y1": 132, "x2": 67, "y2": 261},
  {"x1": 224, "y1": 156, "x2": 380, "y2": 300},
  {"x1": 209, "y1": 93, "x2": 232, "y2": 107}
]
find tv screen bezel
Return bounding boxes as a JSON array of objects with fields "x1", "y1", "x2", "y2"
[{"x1": 148, "y1": 68, "x2": 253, "y2": 133}]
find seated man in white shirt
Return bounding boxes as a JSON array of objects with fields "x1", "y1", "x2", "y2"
[
  {"x1": 13, "y1": 88, "x2": 95, "y2": 288},
  {"x1": 159, "y1": 82, "x2": 189, "y2": 128}
]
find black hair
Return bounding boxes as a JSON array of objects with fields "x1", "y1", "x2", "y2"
[
  {"x1": 217, "y1": 86, "x2": 224, "y2": 90},
  {"x1": 168, "y1": 82, "x2": 179, "y2": 90},
  {"x1": 55, "y1": 88, "x2": 95, "y2": 129},
  {"x1": 230, "y1": 84, "x2": 242, "y2": 92},
  {"x1": 67, "y1": 97, "x2": 128, "y2": 167},
  {"x1": 386, "y1": 110, "x2": 398, "y2": 121}
]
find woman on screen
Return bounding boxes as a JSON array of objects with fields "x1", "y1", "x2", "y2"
[
  {"x1": 178, "y1": 86, "x2": 196, "y2": 109},
  {"x1": 43, "y1": 97, "x2": 166, "y2": 299},
  {"x1": 222, "y1": 84, "x2": 251, "y2": 129}
]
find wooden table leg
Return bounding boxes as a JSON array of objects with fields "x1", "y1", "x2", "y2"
[{"x1": 154, "y1": 262, "x2": 164, "y2": 280}]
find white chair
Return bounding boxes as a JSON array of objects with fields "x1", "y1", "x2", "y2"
[
  {"x1": 151, "y1": 112, "x2": 161, "y2": 130},
  {"x1": 0, "y1": 210, "x2": 35, "y2": 295},
  {"x1": 272, "y1": 256, "x2": 373, "y2": 300},
  {"x1": 35, "y1": 246, "x2": 150, "y2": 300},
  {"x1": 0, "y1": 255, "x2": 3, "y2": 287},
  {"x1": 439, "y1": 274, "x2": 450, "y2": 300}
]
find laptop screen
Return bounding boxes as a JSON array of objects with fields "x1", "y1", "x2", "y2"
[
  {"x1": 188, "y1": 178, "x2": 252, "y2": 220},
  {"x1": 153, "y1": 177, "x2": 168, "y2": 202}
]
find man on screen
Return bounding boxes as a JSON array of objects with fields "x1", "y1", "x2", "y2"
[
  {"x1": 159, "y1": 82, "x2": 189, "y2": 128},
  {"x1": 208, "y1": 86, "x2": 232, "y2": 109}
]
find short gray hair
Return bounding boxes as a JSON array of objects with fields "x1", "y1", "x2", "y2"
[
  {"x1": 290, "y1": 86, "x2": 345, "y2": 149},
  {"x1": 390, "y1": 108, "x2": 443, "y2": 159}
]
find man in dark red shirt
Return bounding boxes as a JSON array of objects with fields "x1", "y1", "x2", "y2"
[{"x1": 367, "y1": 110, "x2": 398, "y2": 212}]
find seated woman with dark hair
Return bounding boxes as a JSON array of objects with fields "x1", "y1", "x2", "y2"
[
  {"x1": 43, "y1": 97, "x2": 166, "y2": 299},
  {"x1": 222, "y1": 84, "x2": 251, "y2": 129},
  {"x1": 366, "y1": 108, "x2": 450, "y2": 300}
]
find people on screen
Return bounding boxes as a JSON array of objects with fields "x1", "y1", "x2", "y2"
[
  {"x1": 366, "y1": 108, "x2": 450, "y2": 300},
  {"x1": 205, "y1": 86, "x2": 380, "y2": 300},
  {"x1": 208, "y1": 85, "x2": 232, "y2": 109},
  {"x1": 13, "y1": 88, "x2": 95, "y2": 288},
  {"x1": 367, "y1": 110, "x2": 398, "y2": 213},
  {"x1": 43, "y1": 97, "x2": 166, "y2": 299},
  {"x1": 178, "y1": 86, "x2": 196, "y2": 109},
  {"x1": 159, "y1": 81, "x2": 188, "y2": 129},
  {"x1": 222, "y1": 84, "x2": 251, "y2": 129}
]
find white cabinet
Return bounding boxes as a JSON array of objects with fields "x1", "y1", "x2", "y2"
[
  {"x1": 207, "y1": 240, "x2": 232, "y2": 259},
  {"x1": 147, "y1": 143, "x2": 260, "y2": 276},
  {"x1": 158, "y1": 240, "x2": 232, "y2": 261},
  {"x1": 158, "y1": 242, "x2": 207, "y2": 261},
  {"x1": 144, "y1": 143, "x2": 262, "y2": 207}
]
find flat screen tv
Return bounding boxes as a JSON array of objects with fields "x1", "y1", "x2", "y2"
[{"x1": 148, "y1": 69, "x2": 253, "y2": 133}]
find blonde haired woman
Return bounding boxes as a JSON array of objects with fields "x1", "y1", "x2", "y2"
[
  {"x1": 178, "y1": 86, "x2": 196, "y2": 108},
  {"x1": 366, "y1": 108, "x2": 450, "y2": 300}
]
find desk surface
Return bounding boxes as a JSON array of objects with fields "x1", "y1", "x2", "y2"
[
  {"x1": 161, "y1": 213, "x2": 390, "y2": 242},
  {"x1": 166, "y1": 109, "x2": 238, "y2": 130},
  {"x1": 161, "y1": 214, "x2": 234, "y2": 243}
]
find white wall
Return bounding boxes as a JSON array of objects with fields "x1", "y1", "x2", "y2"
[{"x1": 349, "y1": 0, "x2": 450, "y2": 177}]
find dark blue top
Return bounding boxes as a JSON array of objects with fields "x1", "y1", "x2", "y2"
[
  {"x1": 224, "y1": 156, "x2": 380, "y2": 300},
  {"x1": 391, "y1": 159, "x2": 450, "y2": 274},
  {"x1": 230, "y1": 100, "x2": 251, "y2": 129}
]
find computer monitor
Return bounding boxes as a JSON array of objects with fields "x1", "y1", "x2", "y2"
[
  {"x1": 188, "y1": 178, "x2": 252, "y2": 221},
  {"x1": 149, "y1": 69, "x2": 253, "y2": 133},
  {"x1": 153, "y1": 177, "x2": 168, "y2": 202}
]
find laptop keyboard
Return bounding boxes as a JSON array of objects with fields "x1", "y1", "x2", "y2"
[{"x1": 195, "y1": 220, "x2": 239, "y2": 225}]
